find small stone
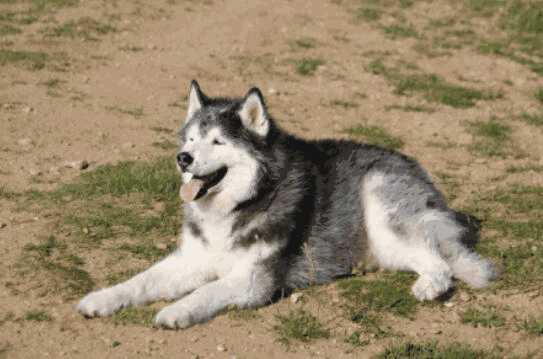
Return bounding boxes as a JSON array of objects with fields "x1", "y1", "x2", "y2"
[
  {"x1": 122, "y1": 142, "x2": 135, "y2": 150},
  {"x1": 290, "y1": 292, "x2": 303, "y2": 304},
  {"x1": 28, "y1": 168, "x2": 42, "y2": 176},
  {"x1": 0, "y1": 222, "x2": 7, "y2": 229},
  {"x1": 156, "y1": 242, "x2": 168, "y2": 250},
  {"x1": 217, "y1": 344, "x2": 227, "y2": 352},
  {"x1": 82, "y1": 227, "x2": 90, "y2": 235},
  {"x1": 147, "y1": 44, "x2": 158, "y2": 50},
  {"x1": 531, "y1": 245, "x2": 538, "y2": 253},
  {"x1": 17, "y1": 138, "x2": 33, "y2": 147},
  {"x1": 444, "y1": 301, "x2": 455, "y2": 308},
  {"x1": 459, "y1": 292, "x2": 470, "y2": 302},
  {"x1": 268, "y1": 88, "x2": 277, "y2": 95},
  {"x1": 22, "y1": 106, "x2": 33, "y2": 114}
]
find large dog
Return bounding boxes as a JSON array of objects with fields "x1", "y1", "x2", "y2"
[{"x1": 77, "y1": 81, "x2": 496, "y2": 328}]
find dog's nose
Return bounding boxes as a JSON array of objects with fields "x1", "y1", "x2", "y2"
[{"x1": 177, "y1": 152, "x2": 193, "y2": 170}]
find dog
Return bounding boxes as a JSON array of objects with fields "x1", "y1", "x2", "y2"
[{"x1": 77, "y1": 81, "x2": 496, "y2": 328}]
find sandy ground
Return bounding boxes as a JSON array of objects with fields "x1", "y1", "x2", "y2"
[{"x1": 1, "y1": 0, "x2": 542, "y2": 358}]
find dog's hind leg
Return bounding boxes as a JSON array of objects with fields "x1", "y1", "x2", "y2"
[
  {"x1": 77, "y1": 251, "x2": 214, "y2": 317},
  {"x1": 362, "y1": 173, "x2": 453, "y2": 301}
]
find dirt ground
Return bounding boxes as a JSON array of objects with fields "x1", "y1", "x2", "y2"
[{"x1": 1, "y1": 0, "x2": 542, "y2": 358}]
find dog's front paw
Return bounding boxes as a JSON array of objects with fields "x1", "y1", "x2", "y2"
[
  {"x1": 77, "y1": 289, "x2": 125, "y2": 317},
  {"x1": 154, "y1": 305, "x2": 193, "y2": 329}
]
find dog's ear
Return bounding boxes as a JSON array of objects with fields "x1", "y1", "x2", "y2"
[
  {"x1": 186, "y1": 80, "x2": 206, "y2": 120},
  {"x1": 238, "y1": 87, "x2": 270, "y2": 137}
]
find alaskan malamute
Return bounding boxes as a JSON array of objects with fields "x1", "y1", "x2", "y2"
[{"x1": 77, "y1": 81, "x2": 496, "y2": 328}]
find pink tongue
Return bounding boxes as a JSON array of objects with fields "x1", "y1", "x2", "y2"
[{"x1": 179, "y1": 179, "x2": 205, "y2": 202}]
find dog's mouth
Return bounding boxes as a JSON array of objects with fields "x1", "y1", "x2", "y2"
[{"x1": 179, "y1": 167, "x2": 228, "y2": 202}]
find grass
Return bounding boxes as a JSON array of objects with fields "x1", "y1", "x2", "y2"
[
  {"x1": 44, "y1": 17, "x2": 116, "y2": 41},
  {"x1": 467, "y1": 118, "x2": 512, "y2": 157},
  {"x1": 111, "y1": 307, "x2": 157, "y2": 327},
  {"x1": 0, "y1": 49, "x2": 48, "y2": 70},
  {"x1": 521, "y1": 318, "x2": 543, "y2": 336},
  {"x1": 535, "y1": 88, "x2": 543, "y2": 105},
  {"x1": 118, "y1": 242, "x2": 173, "y2": 261},
  {"x1": 382, "y1": 24, "x2": 418, "y2": 39},
  {"x1": 520, "y1": 112, "x2": 543, "y2": 127},
  {"x1": 0, "y1": 24, "x2": 21, "y2": 36},
  {"x1": 461, "y1": 307, "x2": 506, "y2": 328},
  {"x1": 343, "y1": 125, "x2": 404, "y2": 150},
  {"x1": 24, "y1": 310, "x2": 52, "y2": 322},
  {"x1": 356, "y1": 7, "x2": 382, "y2": 22},
  {"x1": 344, "y1": 330, "x2": 370, "y2": 347},
  {"x1": 385, "y1": 104, "x2": 435, "y2": 113},
  {"x1": 376, "y1": 341, "x2": 498, "y2": 359},
  {"x1": 152, "y1": 139, "x2": 177, "y2": 150},
  {"x1": 228, "y1": 308, "x2": 261, "y2": 321},
  {"x1": 506, "y1": 164, "x2": 543, "y2": 173},
  {"x1": 294, "y1": 58, "x2": 324, "y2": 76},
  {"x1": 329, "y1": 99, "x2": 359, "y2": 109},
  {"x1": 338, "y1": 273, "x2": 419, "y2": 318},
  {"x1": 289, "y1": 37, "x2": 317, "y2": 49},
  {"x1": 366, "y1": 59, "x2": 502, "y2": 108},
  {"x1": 106, "y1": 105, "x2": 144, "y2": 119},
  {"x1": 274, "y1": 309, "x2": 329, "y2": 345}
]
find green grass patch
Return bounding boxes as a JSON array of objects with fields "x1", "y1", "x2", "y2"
[
  {"x1": 382, "y1": 24, "x2": 418, "y2": 39},
  {"x1": 274, "y1": 309, "x2": 329, "y2": 345},
  {"x1": 112, "y1": 307, "x2": 157, "y2": 327},
  {"x1": 0, "y1": 24, "x2": 21, "y2": 35},
  {"x1": 0, "y1": 49, "x2": 48, "y2": 70},
  {"x1": 106, "y1": 105, "x2": 144, "y2": 119},
  {"x1": 366, "y1": 59, "x2": 501, "y2": 108},
  {"x1": 344, "y1": 330, "x2": 370, "y2": 347},
  {"x1": 535, "y1": 88, "x2": 543, "y2": 104},
  {"x1": 338, "y1": 272, "x2": 418, "y2": 318},
  {"x1": 293, "y1": 58, "x2": 324, "y2": 76},
  {"x1": 356, "y1": 7, "x2": 382, "y2": 22},
  {"x1": 461, "y1": 307, "x2": 506, "y2": 328},
  {"x1": 24, "y1": 310, "x2": 52, "y2": 322},
  {"x1": 385, "y1": 104, "x2": 435, "y2": 113},
  {"x1": 506, "y1": 164, "x2": 543, "y2": 173},
  {"x1": 118, "y1": 242, "x2": 173, "y2": 261},
  {"x1": 521, "y1": 318, "x2": 543, "y2": 336},
  {"x1": 520, "y1": 112, "x2": 543, "y2": 127},
  {"x1": 228, "y1": 308, "x2": 261, "y2": 321},
  {"x1": 44, "y1": 17, "x2": 116, "y2": 41},
  {"x1": 329, "y1": 99, "x2": 359, "y2": 109},
  {"x1": 343, "y1": 125, "x2": 404, "y2": 150},
  {"x1": 467, "y1": 118, "x2": 512, "y2": 157},
  {"x1": 376, "y1": 341, "x2": 498, "y2": 359},
  {"x1": 289, "y1": 37, "x2": 317, "y2": 49}
]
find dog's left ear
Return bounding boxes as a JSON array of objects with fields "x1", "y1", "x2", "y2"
[
  {"x1": 238, "y1": 87, "x2": 270, "y2": 137},
  {"x1": 186, "y1": 80, "x2": 206, "y2": 120}
]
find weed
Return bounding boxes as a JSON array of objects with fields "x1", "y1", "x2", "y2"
[
  {"x1": 112, "y1": 307, "x2": 157, "y2": 327},
  {"x1": 521, "y1": 318, "x2": 543, "y2": 336},
  {"x1": 338, "y1": 272, "x2": 418, "y2": 318},
  {"x1": 520, "y1": 113, "x2": 543, "y2": 127},
  {"x1": 289, "y1": 37, "x2": 317, "y2": 49},
  {"x1": 24, "y1": 310, "x2": 52, "y2": 322},
  {"x1": 118, "y1": 242, "x2": 173, "y2": 261},
  {"x1": 343, "y1": 125, "x2": 404, "y2": 150},
  {"x1": 274, "y1": 309, "x2": 329, "y2": 345},
  {"x1": 535, "y1": 88, "x2": 543, "y2": 104},
  {"x1": 382, "y1": 24, "x2": 418, "y2": 39},
  {"x1": 294, "y1": 58, "x2": 324, "y2": 76},
  {"x1": 376, "y1": 341, "x2": 498, "y2": 359},
  {"x1": 0, "y1": 49, "x2": 48, "y2": 70},
  {"x1": 385, "y1": 104, "x2": 435, "y2": 113},
  {"x1": 329, "y1": 99, "x2": 358, "y2": 109},
  {"x1": 344, "y1": 331, "x2": 369, "y2": 347},
  {"x1": 506, "y1": 164, "x2": 543, "y2": 173},
  {"x1": 356, "y1": 7, "x2": 382, "y2": 22},
  {"x1": 228, "y1": 308, "x2": 261, "y2": 321},
  {"x1": 44, "y1": 17, "x2": 115, "y2": 41},
  {"x1": 467, "y1": 118, "x2": 512, "y2": 157},
  {"x1": 0, "y1": 24, "x2": 21, "y2": 36},
  {"x1": 461, "y1": 307, "x2": 506, "y2": 328}
]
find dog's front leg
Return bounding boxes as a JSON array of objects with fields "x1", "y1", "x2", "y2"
[
  {"x1": 154, "y1": 263, "x2": 275, "y2": 329},
  {"x1": 77, "y1": 251, "x2": 214, "y2": 317}
]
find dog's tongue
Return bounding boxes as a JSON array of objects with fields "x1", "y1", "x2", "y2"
[{"x1": 179, "y1": 178, "x2": 205, "y2": 202}]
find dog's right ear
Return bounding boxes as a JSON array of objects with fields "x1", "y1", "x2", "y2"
[{"x1": 186, "y1": 80, "x2": 206, "y2": 120}]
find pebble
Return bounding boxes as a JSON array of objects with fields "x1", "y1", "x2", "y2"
[
  {"x1": 217, "y1": 344, "x2": 227, "y2": 352},
  {"x1": 17, "y1": 138, "x2": 33, "y2": 147},
  {"x1": 290, "y1": 292, "x2": 303, "y2": 304},
  {"x1": 28, "y1": 168, "x2": 42, "y2": 176},
  {"x1": 459, "y1": 292, "x2": 471, "y2": 302},
  {"x1": 268, "y1": 88, "x2": 277, "y2": 95},
  {"x1": 531, "y1": 245, "x2": 538, "y2": 253},
  {"x1": 156, "y1": 242, "x2": 168, "y2": 250},
  {"x1": 64, "y1": 160, "x2": 89, "y2": 170},
  {"x1": 444, "y1": 301, "x2": 455, "y2": 308},
  {"x1": 0, "y1": 222, "x2": 7, "y2": 229},
  {"x1": 22, "y1": 106, "x2": 33, "y2": 114}
]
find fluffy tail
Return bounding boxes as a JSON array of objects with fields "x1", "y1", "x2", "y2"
[{"x1": 449, "y1": 248, "x2": 497, "y2": 288}]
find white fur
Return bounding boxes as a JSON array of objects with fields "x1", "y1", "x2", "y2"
[
  {"x1": 186, "y1": 83, "x2": 203, "y2": 120},
  {"x1": 362, "y1": 173, "x2": 453, "y2": 300},
  {"x1": 238, "y1": 92, "x2": 269, "y2": 137}
]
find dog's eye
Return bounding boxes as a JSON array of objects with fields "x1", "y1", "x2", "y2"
[{"x1": 212, "y1": 139, "x2": 224, "y2": 145}]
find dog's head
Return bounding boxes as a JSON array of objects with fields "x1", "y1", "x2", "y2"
[{"x1": 177, "y1": 80, "x2": 273, "y2": 203}]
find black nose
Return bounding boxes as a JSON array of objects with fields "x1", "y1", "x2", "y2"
[{"x1": 176, "y1": 152, "x2": 193, "y2": 170}]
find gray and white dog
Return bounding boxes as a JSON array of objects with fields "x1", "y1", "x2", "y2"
[{"x1": 77, "y1": 81, "x2": 496, "y2": 328}]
